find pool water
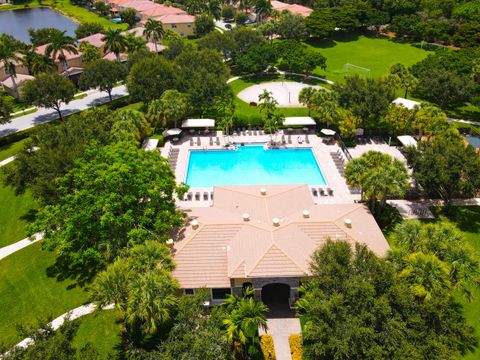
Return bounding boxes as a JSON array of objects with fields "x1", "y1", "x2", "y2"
[{"x1": 185, "y1": 145, "x2": 327, "y2": 187}]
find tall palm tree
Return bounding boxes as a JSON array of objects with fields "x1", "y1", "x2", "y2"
[
  {"x1": 143, "y1": 19, "x2": 165, "y2": 54},
  {"x1": 102, "y1": 28, "x2": 128, "y2": 62},
  {"x1": 45, "y1": 30, "x2": 78, "y2": 74},
  {"x1": 253, "y1": 0, "x2": 272, "y2": 23},
  {"x1": 0, "y1": 34, "x2": 22, "y2": 98}
]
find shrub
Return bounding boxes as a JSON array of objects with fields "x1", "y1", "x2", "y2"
[
  {"x1": 261, "y1": 335, "x2": 276, "y2": 360},
  {"x1": 289, "y1": 334, "x2": 302, "y2": 360}
]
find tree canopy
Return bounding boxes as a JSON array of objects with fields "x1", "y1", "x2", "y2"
[{"x1": 298, "y1": 240, "x2": 477, "y2": 359}]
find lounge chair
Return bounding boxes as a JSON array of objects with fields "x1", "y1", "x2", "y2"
[
  {"x1": 195, "y1": 192, "x2": 200, "y2": 201},
  {"x1": 319, "y1": 188, "x2": 326, "y2": 196},
  {"x1": 203, "y1": 192, "x2": 209, "y2": 200},
  {"x1": 327, "y1": 188, "x2": 334, "y2": 196},
  {"x1": 210, "y1": 192, "x2": 214, "y2": 200},
  {"x1": 187, "y1": 192, "x2": 193, "y2": 201},
  {"x1": 209, "y1": 137, "x2": 213, "y2": 146},
  {"x1": 288, "y1": 135, "x2": 292, "y2": 144},
  {"x1": 312, "y1": 188, "x2": 318, "y2": 197},
  {"x1": 305, "y1": 135, "x2": 310, "y2": 144},
  {"x1": 216, "y1": 137, "x2": 220, "y2": 145},
  {"x1": 190, "y1": 138, "x2": 194, "y2": 146}
]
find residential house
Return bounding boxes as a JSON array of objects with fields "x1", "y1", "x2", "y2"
[{"x1": 270, "y1": 0, "x2": 313, "y2": 17}]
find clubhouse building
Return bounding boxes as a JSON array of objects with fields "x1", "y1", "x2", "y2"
[{"x1": 173, "y1": 184, "x2": 389, "y2": 309}]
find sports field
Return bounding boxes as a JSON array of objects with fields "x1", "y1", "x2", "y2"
[{"x1": 304, "y1": 34, "x2": 433, "y2": 83}]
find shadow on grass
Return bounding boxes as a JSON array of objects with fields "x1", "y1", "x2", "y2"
[
  {"x1": 45, "y1": 253, "x2": 99, "y2": 288},
  {"x1": 306, "y1": 32, "x2": 361, "y2": 49},
  {"x1": 19, "y1": 208, "x2": 37, "y2": 224},
  {"x1": 430, "y1": 206, "x2": 480, "y2": 234}
]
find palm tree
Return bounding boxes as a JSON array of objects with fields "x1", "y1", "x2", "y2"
[
  {"x1": 143, "y1": 19, "x2": 165, "y2": 54},
  {"x1": 102, "y1": 28, "x2": 128, "y2": 62},
  {"x1": 399, "y1": 252, "x2": 450, "y2": 301},
  {"x1": 391, "y1": 220, "x2": 424, "y2": 252},
  {"x1": 0, "y1": 34, "x2": 22, "y2": 98},
  {"x1": 224, "y1": 296, "x2": 268, "y2": 358},
  {"x1": 298, "y1": 87, "x2": 316, "y2": 116},
  {"x1": 311, "y1": 89, "x2": 338, "y2": 128},
  {"x1": 45, "y1": 30, "x2": 78, "y2": 74},
  {"x1": 125, "y1": 270, "x2": 178, "y2": 334},
  {"x1": 207, "y1": 0, "x2": 222, "y2": 20},
  {"x1": 254, "y1": 0, "x2": 272, "y2": 23}
]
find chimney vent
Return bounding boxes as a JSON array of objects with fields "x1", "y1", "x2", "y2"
[
  {"x1": 243, "y1": 213, "x2": 250, "y2": 221},
  {"x1": 272, "y1": 218, "x2": 280, "y2": 227},
  {"x1": 260, "y1": 188, "x2": 267, "y2": 195},
  {"x1": 344, "y1": 218, "x2": 352, "y2": 228}
]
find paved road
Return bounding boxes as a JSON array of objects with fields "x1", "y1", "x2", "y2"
[{"x1": 0, "y1": 85, "x2": 128, "y2": 138}]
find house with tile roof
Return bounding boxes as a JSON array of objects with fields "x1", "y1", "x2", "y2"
[
  {"x1": 271, "y1": 0, "x2": 313, "y2": 17},
  {"x1": 173, "y1": 184, "x2": 389, "y2": 308}
]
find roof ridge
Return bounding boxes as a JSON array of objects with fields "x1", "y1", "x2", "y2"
[
  {"x1": 247, "y1": 243, "x2": 304, "y2": 276},
  {"x1": 228, "y1": 260, "x2": 246, "y2": 278},
  {"x1": 332, "y1": 204, "x2": 363, "y2": 220}
]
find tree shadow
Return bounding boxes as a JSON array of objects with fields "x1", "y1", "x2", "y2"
[
  {"x1": 432, "y1": 206, "x2": 480, "y2": 234},
  {"x1": 376, "y1": 204, "x2": 403, "y2": 236},
  {"x1": 306, "y1": 32, "x2": 361, "y2": 49},
  {"x1": 45, "y1": 253, "x2": 99, "y2": 288},
  {"x1": 19, "y1": 208, "x2": 38, "y2": 223}
]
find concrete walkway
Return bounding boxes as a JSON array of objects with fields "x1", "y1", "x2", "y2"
[
  {"x1": 0, "y1": 233, "x2": 43, "y2": 261},
  {"x1": 11, "y1": 303, "x2": 114, "y2": 351},
  {"x1": 260, "y1": 318, "x2": 301, "y2": 360},
  {"x1": 0, "y1": 156, "x2": 15, "y2": 167},
  {"x1": 388, "y1": 198, "x2": 480, "y2": 219},
  {"x1": 0, "y1": 85, "x2": 128, "y2": 137}
]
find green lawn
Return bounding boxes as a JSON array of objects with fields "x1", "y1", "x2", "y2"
[
  {"x1": 0, "y1": 138, "x2": 28, "y2": 161},
  {"x1": 0, "y1": 170, "x2": 37, "y2": 248},
  {"x1": 72, "y1": 309, "x2": 123, "y2": 359},
  {"x1": 229, "y1": 74, "x2": 318, "y2": 126},
  {"x1": 303, "y1": 34, "x2": 433, "y2": 83},
  {"x1": 0, "y1": 0, "x2": 127, "y2": 29},
  {"x1": 0, "y1": 242, "x2": 89, "y2": 347}
]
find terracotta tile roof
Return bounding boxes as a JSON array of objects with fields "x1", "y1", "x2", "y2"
[
  {"x1": 141, "y1": 4, "x2": 185, "y2": 17},
  {"x1": 173, "y1": 185, "x2": 390, "y2": 288},
  {"x1": 271, "y1": 0, "x2": 313, "y2": 17},
  {"x1": 119, "y1": 0, "x2": 157, "y2": 11},
  {"x1": 35, "y1": 44, "x2": 81, "y2": 61},
  {"x1": 78, "y1": 33, "x2": 105, "y2": 48},
  {"x1": 102, "y1": 52, "x2": 128, "y2": 62},
  {"x1": 156, "y1": 14, "x2": 195, "y2": 24},
  {"x1": 1, "y1": 74, "x2": 34, "y2": 89}
]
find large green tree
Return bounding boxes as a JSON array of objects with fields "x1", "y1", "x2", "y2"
[
  {"x1": 4, "y1": 108, "x2": 115, "y2": 204},
  {"x1": 126, "y1": 56, "x2": 177, "y2": 103},
  {"x1": 21, "y1": 73, "x2": 76, "y2": 121},
  {"x1": 194, "y1": 14, "x2": 215, "y2": 37},
  {"x1": 298, "y1": 240, "x2": 477, "y2": 359},
  {"x1": 75, "y1": 22, "x2": 104, "y2": 39},
  {"x1": 29, "y1": 143, "x2": 185, "y2": 281},
  {"x1": 406, "y1": 136, "x2": 480, "y2": 205},
  {"x1": 79, "y1": 59, "x2": 127, "y2": 101},
  {"x1": 345, "y1": 150, "x2": 409, "y2": 216},
  {"x1": 174, "y1": 46, "x2": 230, "y2": 114},
  {"x1": 334, "y1": 75, "x2": 395, "y2": 128},
  {"x1": 0, "y1": 94, "x2": 13, "y2": 124}
]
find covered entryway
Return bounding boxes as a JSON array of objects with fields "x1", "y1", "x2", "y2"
[{"x1": 261, "y1": 283, "x2": 293, "y2": 318}]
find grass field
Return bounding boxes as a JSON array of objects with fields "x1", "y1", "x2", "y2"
[
  {"x1": 72, "y1": 309, "x2": 123, "y2": 359},
  {"x1": 304, "y1": 34, "x2": 433, "y2": 83},
  {"x1": 229, "y1": 74, "x2": 320, "y2": 126},
  {"x1": 0, "y1": 0, "x2": 127, "y2": 29},
  {"x1": 0, "y1": 138, "x2": 28, "y2": 162},
  {"x1": 0, "y1": 242, "x2": 89, "y2": 347},
  {"x1": 0, "y1": 169, "x2": 37, "y2": 248}
]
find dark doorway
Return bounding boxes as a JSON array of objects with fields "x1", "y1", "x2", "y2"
[{"x1": 261, "y1": 283, "x2": 293, "y2": 318}]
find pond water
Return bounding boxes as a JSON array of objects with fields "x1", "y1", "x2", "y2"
[{"x1": 0, "y1": 8, "x2": 77, "y2": 43}]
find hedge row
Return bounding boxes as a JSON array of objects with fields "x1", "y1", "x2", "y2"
[
  {"x1": 289, "y1": 334, "x2": 302, "y2": 360},
  {"x1": 261, "y1": 334, "x2": 276, "y2": 360}
]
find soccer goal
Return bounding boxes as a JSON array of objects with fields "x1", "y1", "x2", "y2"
[{"x1": 343, "y1": 63, "x2": 371, "y2": 78}]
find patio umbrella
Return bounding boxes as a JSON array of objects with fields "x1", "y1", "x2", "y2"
[
  {"x1": 162, "y1": 128, "x2": 182, "y2": 137},
  {"x1": 321, "y1": 128, "x2": 336, "y2": 136}
]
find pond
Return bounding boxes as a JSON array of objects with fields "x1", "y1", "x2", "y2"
[{"x1": 0, "y1": 8, "x2": 77, "y2": 43}]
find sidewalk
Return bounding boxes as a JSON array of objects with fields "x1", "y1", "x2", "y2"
[
  {"x1": 388, "y1": 198, "x2": 480, "y2": 219},
  {"x1": 0, "y1": 233, "x2": 43, "y2": 261},
  {"x1": 0, "y1": 85, "x2": 128, "y2": 137},
  {"x1": 260, "y1": 318, "x2": 301, "y2": 360}
]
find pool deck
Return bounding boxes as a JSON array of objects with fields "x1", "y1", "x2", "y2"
[{"x1": 160, "y1": 130, "x2": 373, "y2": 207}]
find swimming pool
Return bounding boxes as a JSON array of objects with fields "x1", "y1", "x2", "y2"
[{"x1": 185, "y1": 145, "x2": 327, "y2": 187}]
